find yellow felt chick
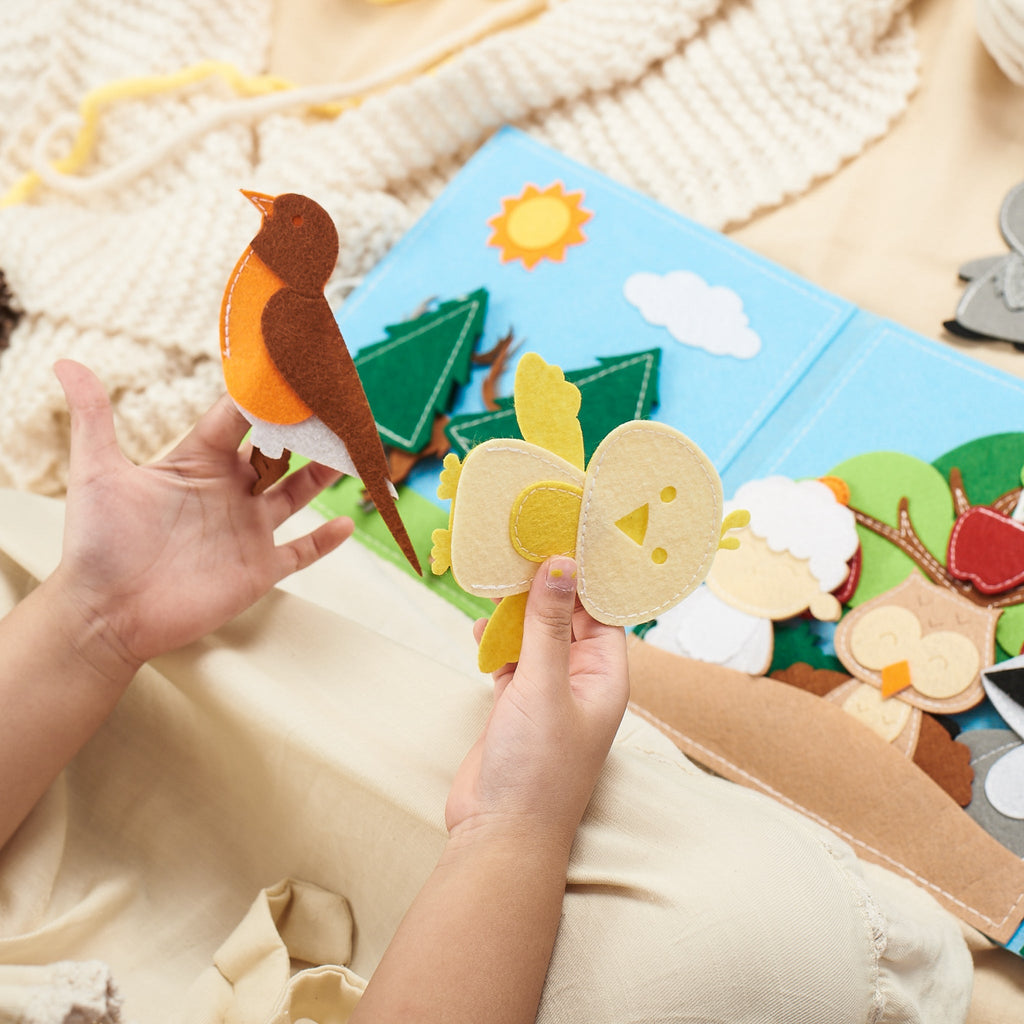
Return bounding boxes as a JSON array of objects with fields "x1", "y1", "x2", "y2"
[{"x1": 432, "y1": 352, "x2": 724, "y2": 671}]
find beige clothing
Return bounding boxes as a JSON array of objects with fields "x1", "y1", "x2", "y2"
[{"x1": 0, "y1": 490, "x2": 973, "y2": 1022}]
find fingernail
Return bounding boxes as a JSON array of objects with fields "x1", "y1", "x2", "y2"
[{"x1": 546, "y1": 556, "x2": 577, "y2": 593}]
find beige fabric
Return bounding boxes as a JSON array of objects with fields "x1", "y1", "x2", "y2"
[
  {"x1": 179, "y1": 879, "x2": 363, "y2": 1024},
  {"x1": 0, "y1": 489, "x2": 972, "y2": 1022}
]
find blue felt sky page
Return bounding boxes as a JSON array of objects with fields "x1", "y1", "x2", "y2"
[
  {"x1": 337, "y1": 127, "x2": 857, "y2": 505},
  {"x1": 721, "y1": 313, "x2": 1024, "y2": 492}
]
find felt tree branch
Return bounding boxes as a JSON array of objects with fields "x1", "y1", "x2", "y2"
[
  {"x1": 949, "y1": 467, "x2": 973, "y2": 518},
  {"x1": 852, "y1": 466, "x2": 1024, "y2": 609},
  {"x1": 992, "y1": 485, "x2": 1024, "y2": 517},
  {"x1": 479, "y1": 328, "x2": 518, "y2": 411},
  {"x1": 851, "y1": 499, "x2": 969, "y2": 597}
]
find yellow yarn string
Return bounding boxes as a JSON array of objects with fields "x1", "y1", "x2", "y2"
[{"x1": 1, "y1": 61, "x2": 356, "y2": 208}]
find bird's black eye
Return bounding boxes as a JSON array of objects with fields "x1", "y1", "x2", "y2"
[{"x1": 292, "y1": 214, "x2": 304, "y2": 227}]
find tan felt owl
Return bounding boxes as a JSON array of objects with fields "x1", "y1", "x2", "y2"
[
  {"x1": 431, "y1": 352, "x2": 739, "y2": 671},
  {"x1": 832, "y1": 572, "x2": 998, "y2": 752}
]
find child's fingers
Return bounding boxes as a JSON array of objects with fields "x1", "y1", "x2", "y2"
[
  {"x1": 54, "y1": 360, "x2": 125, "y2": 480},
  {"x1": 568, "y1": 603, "x2": 630, "y2": 713},
  {"x1": 174, "y1": 392, "x2": 251, "y2": 460},
  {"x1": 570, "y1": 600, "x2": 619, "y2": 646},
  {"x1": 514, "y1": 557, "x2": 577, "y2": 691},
  {"x1": 272, "y1": 516, "x2": 354, "y2": 579},
  {"x1": 265, "y1": 461, "x2": 343, "y2": 528}
]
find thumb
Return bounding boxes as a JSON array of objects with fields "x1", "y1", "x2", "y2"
[
  {"x1": 54, "y1": 360, "x2": 124, "y2": 479},
  {"x1": 516, "y1": 556, "x2": 578, "y2": 685}
]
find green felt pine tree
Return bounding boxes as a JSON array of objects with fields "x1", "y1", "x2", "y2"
[
  {"x1": 769, "y1": 618, "x2": 844, "y2": 675},
  {"x1": 354, "y1": 288, "x2": 488, "y2": 453},
  {"x1": 446, "y1": 349, "x2": 662, "y2": 463}
]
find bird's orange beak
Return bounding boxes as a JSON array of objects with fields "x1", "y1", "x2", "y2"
[{"x1": 241, "y1": 189, "x2": 276, "y2": 218}]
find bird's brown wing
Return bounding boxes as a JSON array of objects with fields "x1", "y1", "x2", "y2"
[{"x1": 262, "y1": 288, "x2": 422, "y2": 574}]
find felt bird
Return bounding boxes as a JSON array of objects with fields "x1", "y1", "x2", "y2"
[{"x1": 220, "y1": 189, "x2": 421, "y2": 574}]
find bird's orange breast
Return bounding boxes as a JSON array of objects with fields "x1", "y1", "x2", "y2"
[{"x1": 220, "y1": 246, "x2": 312, "y2": 424}]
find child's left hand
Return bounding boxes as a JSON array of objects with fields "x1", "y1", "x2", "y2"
[{"x1": 51, "y1": 359, "x2": 354, "y2": 681}]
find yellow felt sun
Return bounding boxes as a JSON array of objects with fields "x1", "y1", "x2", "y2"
[{"x1": 487, "y1": 182, "x2": 592, "y2": 269}]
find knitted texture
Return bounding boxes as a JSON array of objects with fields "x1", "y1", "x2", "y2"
[
  {"x1": 976, "y1": 0, "x2": 1024, "y2": 83},
  {"x1": 0, "y1": 0, "x2": 918, "y2": 494},
  {"x1": 0, "y1": 960, "x2": 123, "y2": 1023}
]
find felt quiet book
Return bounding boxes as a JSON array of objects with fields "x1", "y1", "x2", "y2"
[{"x1": 315, "y1": 127, "x2": 1024, "y2": 952}]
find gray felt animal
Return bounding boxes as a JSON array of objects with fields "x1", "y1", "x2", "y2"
[{"x1": 945, "y1": 181, "x2": 1024, "y2": 350}]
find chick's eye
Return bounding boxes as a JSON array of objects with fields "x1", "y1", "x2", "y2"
[{"x1": 292, "y1": 214, "x2": 304, "y2": 227}]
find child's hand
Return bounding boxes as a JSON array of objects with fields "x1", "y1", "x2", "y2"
[
  {"x1": 446, "y1": 556, "x2": 630, "y2": 851},
  {"x1": 50, "y1": 360, "x2": 354, "y2": 681},
  {"x1": 351, "y1": 560, "x2": 627, "y2": 1023}
]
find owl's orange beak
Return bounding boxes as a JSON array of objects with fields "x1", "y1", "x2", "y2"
[
  {"x1": 241, "y1": 189, "x2": 276, "y2": 218},
  {"x1": 880, "y1": 660, "x2": 912, "y2": 699}
]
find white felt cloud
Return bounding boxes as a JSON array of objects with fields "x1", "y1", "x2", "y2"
[{"x1": 623, "y1": 270, "x2": 761, "y2": 359}]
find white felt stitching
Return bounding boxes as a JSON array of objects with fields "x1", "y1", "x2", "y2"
[
  {"x1": 446, "y1": 406, "x2": 518, "y2": 451},
  {"x1": 767, "y1": 328, "x2": 1024, "y2": 477},
  {"x1": 221, "y1": 247, "x2": 253, "y2": 360},
  {"x1": 628, "y1": 701, "x2": 1024, "y2": 931},
  {"x1": 445, "y1": 351, "x2": 658, "y2": 454},
  {"x1": 972, "y1": 739, "x2": 1023, "y2": 768},
  {"x1": 767, "y1": 330, "x2": 883, "y2": 473}
]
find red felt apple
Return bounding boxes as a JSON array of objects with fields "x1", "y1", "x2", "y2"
[
  {"x1": 947, "y1": 506, "x2": 1024, "y2": 594},
  {"x1": 832, "y1": 545, "x2": 862, "y2": 605}
]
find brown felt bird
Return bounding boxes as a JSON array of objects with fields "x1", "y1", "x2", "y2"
[{"x1": 220, "y1": 190, "x2": 421, "y2": 574}]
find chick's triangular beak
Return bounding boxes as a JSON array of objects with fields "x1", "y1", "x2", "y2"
[{"x1": 241, "y1": 189, "x2": 276, "y2": 218}]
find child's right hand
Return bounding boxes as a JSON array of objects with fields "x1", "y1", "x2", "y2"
[
  {"x1": 445, "y1": 557, "x2": 630, "y2": 852},
  {"x1": 351, "y1": 561, "x2": 627, "y2": 1024}
]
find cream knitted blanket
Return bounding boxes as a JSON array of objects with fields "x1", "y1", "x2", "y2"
[{"x1": 0, "y1": 0, "x2": 917, "y2": 495}]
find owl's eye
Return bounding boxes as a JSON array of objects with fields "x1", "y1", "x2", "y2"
[{"x1": 292, "y1": 214, "x2": 304, "y2": 227}]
